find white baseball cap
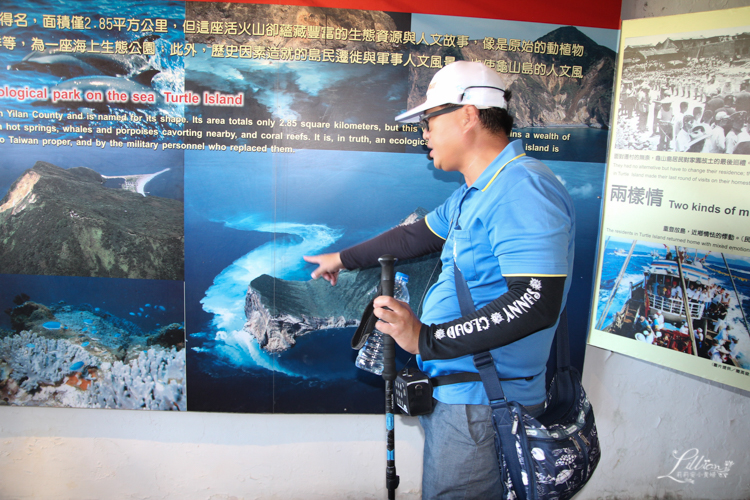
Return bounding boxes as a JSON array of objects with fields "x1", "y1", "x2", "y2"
[
  {"x1": 395, "y1": 61, "x2": 508, "y2": 123},
  {"x1": 715, "y1": 111, "x2": 730, "y2": 122}
]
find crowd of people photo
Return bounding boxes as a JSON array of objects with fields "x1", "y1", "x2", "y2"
[
  {"x1": 614, "y1": 34, "x2": 750, "y2": 154},
  {"x1": 631, "y1": 248, "x2": 742, "y2": 366}
]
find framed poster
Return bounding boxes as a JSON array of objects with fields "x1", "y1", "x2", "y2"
[{"x1": 588, "y1": 7, "x2": 750, "y2": 391}]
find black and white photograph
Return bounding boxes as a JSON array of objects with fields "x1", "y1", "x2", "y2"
[{"x1": 615, "y1": 27, "x2": 750, "y2": 154}]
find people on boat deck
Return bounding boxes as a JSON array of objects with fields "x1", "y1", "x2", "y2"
[
  {"x1": 652, "y1": 310, "x2": 665, "y2": 332},
  {"x1": 696, "y1": 328, "x2": 711, "y2": 358},
  {"x1": 721, "y1": 289, "x2": 731, "y2": 307},
  {"x1": 635, "y1": 315, "x2": 657, "y2": 344},
  {"x1": 695, "y1": 327, "x2": 704, "y2": 342},
  {"x1": 708, "y1": 339, "x2": 732, "y2": 364},
  {"x1": 714, "y1": 320, "x2": 730, "y2": 342},
  {"x1": 633, "y1": 250, "x2": 742, "y2": 362},
  {"x1": 699, "y1": 287, "x2": 711, "y2": 306},
  {"x1": 636, "y1": 330, "x2": 657, "y2": 344},
  {"x1": 647, "y1": 273, "x2": 730, "y2": 321},
  {"x1": 634, "y1": 315, "x2": 653, "y2": 335},
  {"x1": 706, "y1": 300, "x2": 729, "y2": 322}
]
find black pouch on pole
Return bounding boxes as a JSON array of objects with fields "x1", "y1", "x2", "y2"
[{"x1": 351, "y1": 285, "x2": 381, "y2": 350}]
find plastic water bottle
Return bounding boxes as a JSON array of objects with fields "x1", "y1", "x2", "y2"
[{"x1": 355, "y1": 272, "x2": 410, "y2": 375}]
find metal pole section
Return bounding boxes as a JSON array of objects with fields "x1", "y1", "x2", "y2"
[
  {"x1": 674, "y1": 246, "x2": 698, "y2": 356},
  {"x1": 378, "y1": 254, "x2": 399, "y2": 500},
  {"x1": 595, "y1": 240, "x2": 637, "y2": 331}
]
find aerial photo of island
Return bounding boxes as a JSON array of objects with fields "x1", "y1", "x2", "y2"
[{"x1": 0, "y1": 145, "x2": 184, "y2": 280}]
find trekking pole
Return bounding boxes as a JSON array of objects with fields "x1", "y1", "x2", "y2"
[{"x1": 378, "y1": 254, "x2": 399, "y2": 500}]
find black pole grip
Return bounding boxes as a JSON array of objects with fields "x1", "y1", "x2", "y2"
[
  {"x1": 379, "y1": 255, "x2": 399, "y2": 498},
  {"x1": 379, "y1": 254, "x2": 396, "y2": 298},
  {"x1": 379, "y1": 254, "x2": 397, "y2": 382}
]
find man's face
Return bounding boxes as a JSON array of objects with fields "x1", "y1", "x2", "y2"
[{"x1": 421, "y1": 104, "x2": 462, "y2": 171}]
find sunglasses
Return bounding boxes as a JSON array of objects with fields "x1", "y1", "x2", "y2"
[{"x1": 420, "y1": 104, "x2": 464, "y2": 131}]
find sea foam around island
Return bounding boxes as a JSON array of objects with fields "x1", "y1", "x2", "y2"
[{"x1": 196, "y1": 216, "x2": 342, "y2": 377}]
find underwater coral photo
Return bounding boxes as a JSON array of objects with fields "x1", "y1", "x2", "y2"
[{"x1": 0, "y1": 274, "x2": 185, "y2": 410}]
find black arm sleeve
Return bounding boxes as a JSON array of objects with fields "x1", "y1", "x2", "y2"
[
  {"x1": 418, "y1": 275, "x2": 566, "y2": 361},
  {"x1": 340, "y1": 218, "x2": 445, "y2": 270}
]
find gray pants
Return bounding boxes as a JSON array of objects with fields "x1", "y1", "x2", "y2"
[{"x1": 419, "y1": 400, "x2": 545, "y2": 500}]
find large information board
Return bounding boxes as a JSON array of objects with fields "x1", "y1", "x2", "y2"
[{"x1": 0, "y1": 0, "x2": 618, "y2": 412}]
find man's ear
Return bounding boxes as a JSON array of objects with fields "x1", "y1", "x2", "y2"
[{"x1": 461, "y1": 105, "x2": 481, "y2": 131}]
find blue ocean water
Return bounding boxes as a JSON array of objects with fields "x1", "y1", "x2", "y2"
[
  {"x1": 0, "y1": 274, "x2": 183, "y2": 333},
  {"x1": 595, "y1": 238, "x2": 750, "y2": 367},
  {"x1": 184, "y1": 148, "x2": 605, "y2": 412}
]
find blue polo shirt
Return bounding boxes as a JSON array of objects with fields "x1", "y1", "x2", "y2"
[{"x1": 419, "y1": 140, "x2": 575, "y2": 406}]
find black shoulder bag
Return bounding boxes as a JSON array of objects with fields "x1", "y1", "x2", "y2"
[{"x1": 455, "y1": 264, "x2": 601, "y2": 500}]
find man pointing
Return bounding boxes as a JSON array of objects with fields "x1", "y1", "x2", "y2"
[{"x1": 305, "y1": 61, "x2": 575, "y2": 499}]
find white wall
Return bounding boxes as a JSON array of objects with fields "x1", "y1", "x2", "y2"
[
  {"x1": 0, "y1": 407, "x2": 425, "y2": 500},
  {"x1": 3, "y1": 1, "x2": 750, "y2": 499},
  {"x1": 578, "y1": 348, "x2": 750, "y2": 500}
]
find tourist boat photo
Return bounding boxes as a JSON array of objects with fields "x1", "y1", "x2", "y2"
[{"x1": 595, "y1": 239, "x2": 749, "y2": 367}]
